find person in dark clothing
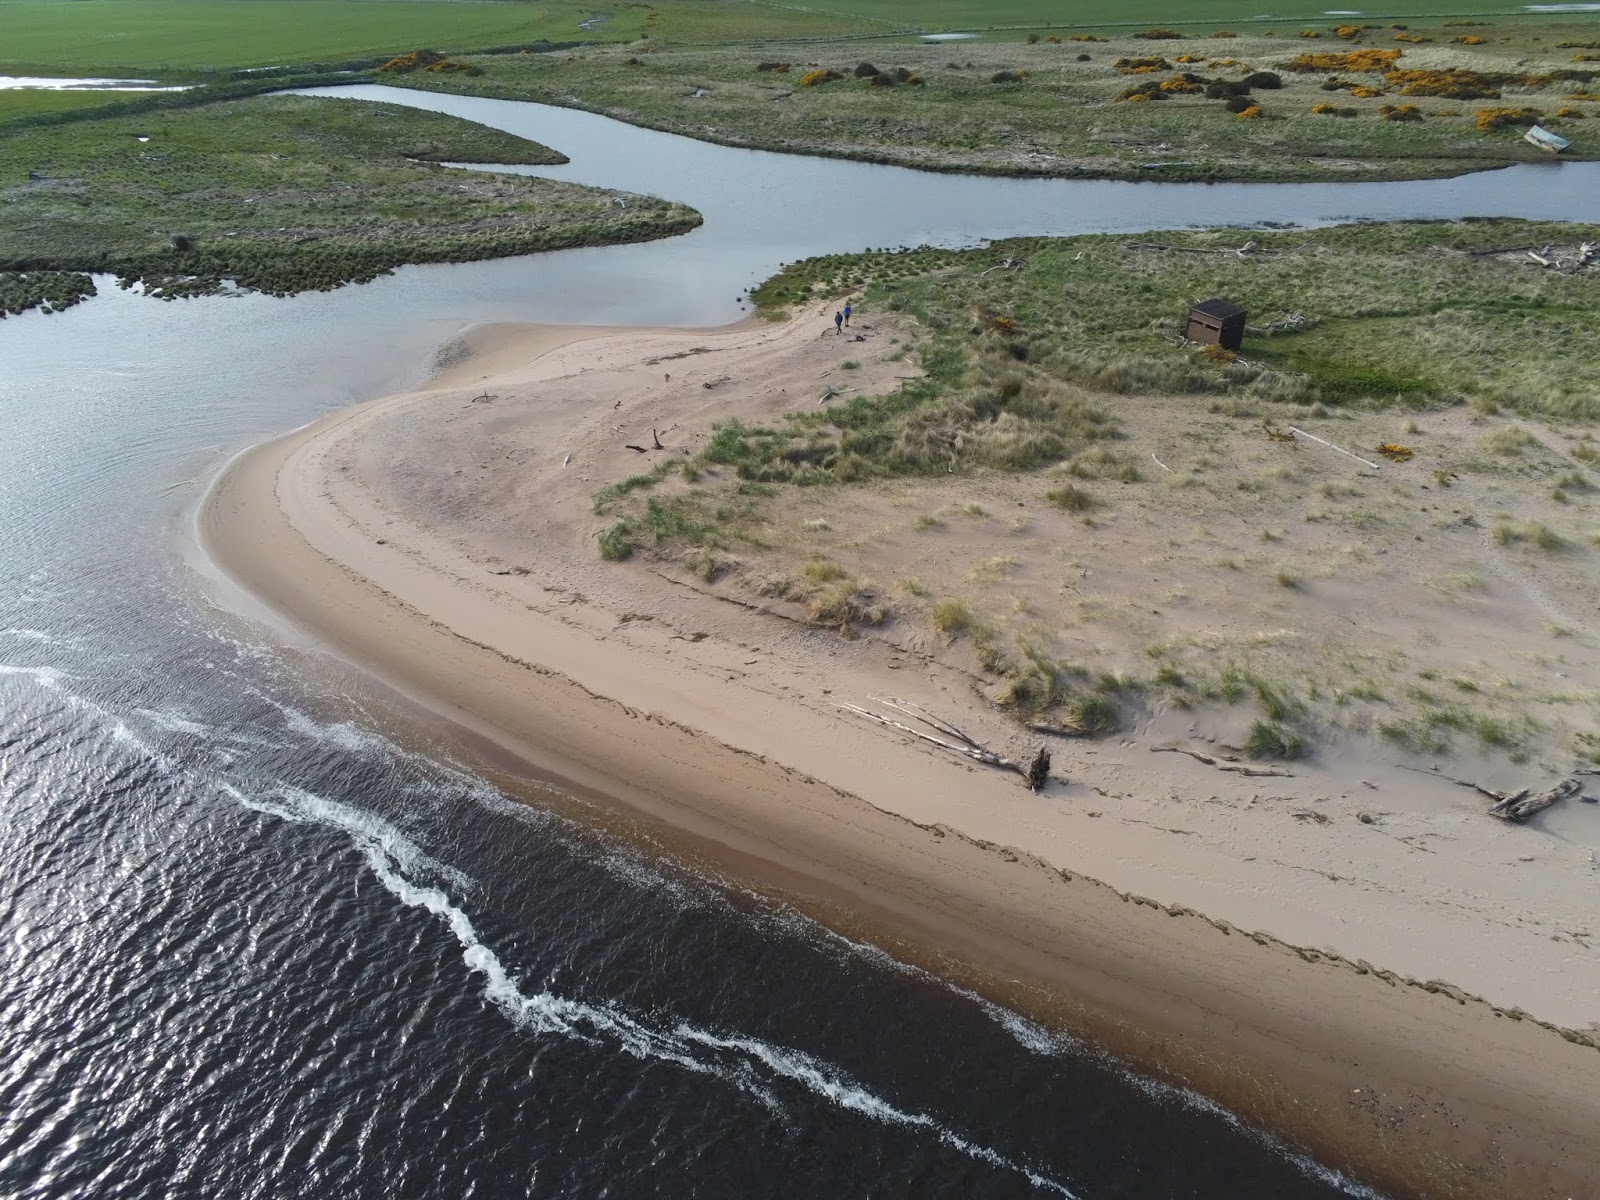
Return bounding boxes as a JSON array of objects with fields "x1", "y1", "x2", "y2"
[{"x1": 834, "y1": 310, "x2": 844, "y2": 335}]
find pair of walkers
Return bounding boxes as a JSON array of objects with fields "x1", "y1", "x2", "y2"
[{"x1": 833, "y1": 302, "x2": 852, "y2": 334}]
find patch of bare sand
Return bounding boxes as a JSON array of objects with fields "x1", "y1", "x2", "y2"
[{"x1": 202, "y1": 308, "x2": 1600, "y2": 1200}]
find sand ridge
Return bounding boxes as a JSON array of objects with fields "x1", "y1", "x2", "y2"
[{"x1": 200, "y1": 311, "x2": 1600, "y2": 1200}]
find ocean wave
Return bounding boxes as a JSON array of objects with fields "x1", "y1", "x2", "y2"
[{"x1": 235, "y1": 782, "x2": 1080, "y2": 1197}]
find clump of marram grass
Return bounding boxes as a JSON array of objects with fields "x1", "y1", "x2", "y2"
[
  {"x1": 1045, "y1": 482, "x2": 1098, "y2": 512},
  {"x1": 1246, "y1": 720, "x2": 1305, "y2": 760},
  {"x1": 1065, "y1": 445, "x2": 1143, "y2": 481},
  {"x1": 1274, "y1": 564, "x2": 1303, "y2": 588},
  {"x1": 1480, "y1": 425, "x2": 1541, "y2": 456},
  {"x1": 598, "y1": 521, "x2": 634, "y2": 561},
  {"x1": 931, "y1": 599, "x2": 980, "y2": 636},
  {"x1": 900, "y1": 577, "x2": 930, "y2": 597},
  {"x1": 1492, "y1": 520, "x2": 1569, "y2": 551}
]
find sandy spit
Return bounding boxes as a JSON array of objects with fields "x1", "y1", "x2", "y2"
[{"x1": 199, "y1": 315, "x2": 1600, "y2": 1200}]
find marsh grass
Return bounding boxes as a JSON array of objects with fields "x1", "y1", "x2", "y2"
[
  {"x1": 1, "y1": 94, "x2": 699, "y2": 310},
  {"x1": 393, "y1": 26, "x2": 1599, "y2": 187}
]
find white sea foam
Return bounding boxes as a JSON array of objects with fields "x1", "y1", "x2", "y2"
[
  {"x1": 0, "y1": 662, "x2": 67, "y2": 688},
  {"x1": 230, "y1": 785, "x2": 471, "y2": 892},
  {"x1": 235, "y1": 782, "x2": 1080, "y2": 1196}
]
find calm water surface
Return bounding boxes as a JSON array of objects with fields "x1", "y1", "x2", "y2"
[{"x1": 7, "y1": 87, "x2": 1588, "y2": 1198}]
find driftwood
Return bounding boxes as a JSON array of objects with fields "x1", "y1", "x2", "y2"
[
  {"x1": 979, "y1": 256, "x2": 1029, "y2": 277},
  {"x1": 1488, "y1": 778, "x2": 1580, "y2": 823},
  {"x1": 1149, "y1": 744, "x2": 1294, "y2": 776},
  {"x1": 1402, "y1": 766, "x2": 1583, "y2": 823},
  {"x1": 839, "y1": 697, "x2": 1045, "y2": 785},
  {"x1": 1127, "y1": 239, "x2": 1267, "y2": 258},
  {"x1": 624, "y1": 444, "x2": 648, "y2": 453},
  {"x1": 1029, "y1": 721, "x2": 1092, "y2": 739}
]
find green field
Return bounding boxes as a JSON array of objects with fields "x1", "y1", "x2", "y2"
[
  {"x1": 0, "y1": 94, "x2": 700, "y2": 315},
  {"x1": 1, "y1": 0, "x2": 1565, "y2": 79},
  {"x1": 0, "y1": 0, "x2": 602, "y2": 74},
  {"x1": 0, "y1": 0, "x2": 881, "y2": 76}
]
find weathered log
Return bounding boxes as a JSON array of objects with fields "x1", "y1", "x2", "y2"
[
  {"x1": 838, "y1": 700, "x2": 1021, "y2": 774},
  {"x1": 1488, "y1": 778, "x2": 1580, "y2": 822},
  {"x1": 1029, "y1": 721, "x2": 1092, "y2": 739},
  {"x1": 624, "y1": 444, "x2": 648, "y2": 453}
]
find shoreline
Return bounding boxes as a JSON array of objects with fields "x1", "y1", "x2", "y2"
[{"x1": 198, "y1": 315, "x2": 1600, "y2": 1200}]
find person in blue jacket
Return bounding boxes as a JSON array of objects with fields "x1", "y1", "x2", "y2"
[{"x1": 843, "y1": 302, "x2": 852, "y2": 327}]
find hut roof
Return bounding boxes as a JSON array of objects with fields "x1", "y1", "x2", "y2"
[{"x1": 1190, "y1": 297, "x2": 1247, "y2": 320}]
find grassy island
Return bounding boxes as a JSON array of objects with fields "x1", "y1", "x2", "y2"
[
  {"x1": 385, "y1": 19, "x2": 1600, "y2": 183},
  {"x1": 0, "y1": 95, "x2": 702, "y2": 317}
]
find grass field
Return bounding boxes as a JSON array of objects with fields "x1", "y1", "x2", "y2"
[
  {"x1": 1, "y1": 0, "x2": 1564, "y2": 79},
  {"x1": 0, "y1": 94, "x2": 699, "y2": 315},
  {"x1": 0, "y1": 0, "x2": 882, "y2": 76},
  {"x1": 390, "y1": 20, "x2": 1599, "y2": 183}
]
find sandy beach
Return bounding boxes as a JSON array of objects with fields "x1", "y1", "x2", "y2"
[{"x1": 201, "y1": 312, "x2": 1600, "y2": 1200}]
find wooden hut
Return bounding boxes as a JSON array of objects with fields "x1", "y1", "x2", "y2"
[{"x1": 1185, "y1": 298, "x2": 1247, "y2": 351}]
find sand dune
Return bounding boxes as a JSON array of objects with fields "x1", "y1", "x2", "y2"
[{"x1": 201, "y1": 312, "x2": 1600, "y2": 1200}]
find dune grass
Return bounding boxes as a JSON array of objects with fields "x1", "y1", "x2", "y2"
[{"x1": 755, "y1": 220, "x2": 1600, "y2": 422}]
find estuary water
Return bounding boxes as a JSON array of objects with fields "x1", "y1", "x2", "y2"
[{"x1": 4, "y1": 85, "x2": 1595, "y2": 1198}]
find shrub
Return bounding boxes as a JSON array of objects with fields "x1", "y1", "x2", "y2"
[
  {"x1": 1313, "y1": 103, "x2": 1359, "y2": 116},
  {"x1": 1290, "y1": 49, "x2": 1402, "y2": 72},
  {"x1": 1350, "y1": 86, "x2": 1382, "y2": 98},
  {"x1": 1210, "y1": 31, "x2": 1237, "y2": 39},
  {"x1": 853, "y1": 62, "x2": 880, "y2": 77},
  {"x1": 1246, "y1": 720, "x2": 1305, "y2": 760},
  {"x1": 798, "y1": 69, "x2": 842, "y2": 87},
  {"x1": 1135, "y1": 28, "x2": 1184, "y2": 40},
  {"x1": 1386, "y1": 68, "x2": 1509, "y2": 99},
  {"x1": 990, "y1": 70, "x2": 1023, "y2": 84},
  {"x1": 1380, "y1": 104, "x2": 1424, "y2": 121},
  {"x1": 1114, "y1": 56, "x2": 1171, "y2": 74},
  {"x1": 1557, "y1": 107, "x2": 1586, "y2": 118},
  {"x1": 1226, "y1": 95, "x2": 1255, "y2": 114},
  {"x1": 1242, "y1": 71, "x2": 1283, "y2": 89},
  {"x1": 1394, "y1": 33, "x2": 1431, "y2": 44},
  {"x1": 756, "y1": 61, "x2": 791, "y2": 72},
  {"x1": 1451, "y1": 35, "x2": 1487, "y2": 45},
  {"x1": 1475, "y1": 106, "x2": 1541, "y2": 131}
]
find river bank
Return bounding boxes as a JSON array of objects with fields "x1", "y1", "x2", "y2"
[{"x1": 201, "y1": 312, "x2": 1600, "y2": 1200}]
